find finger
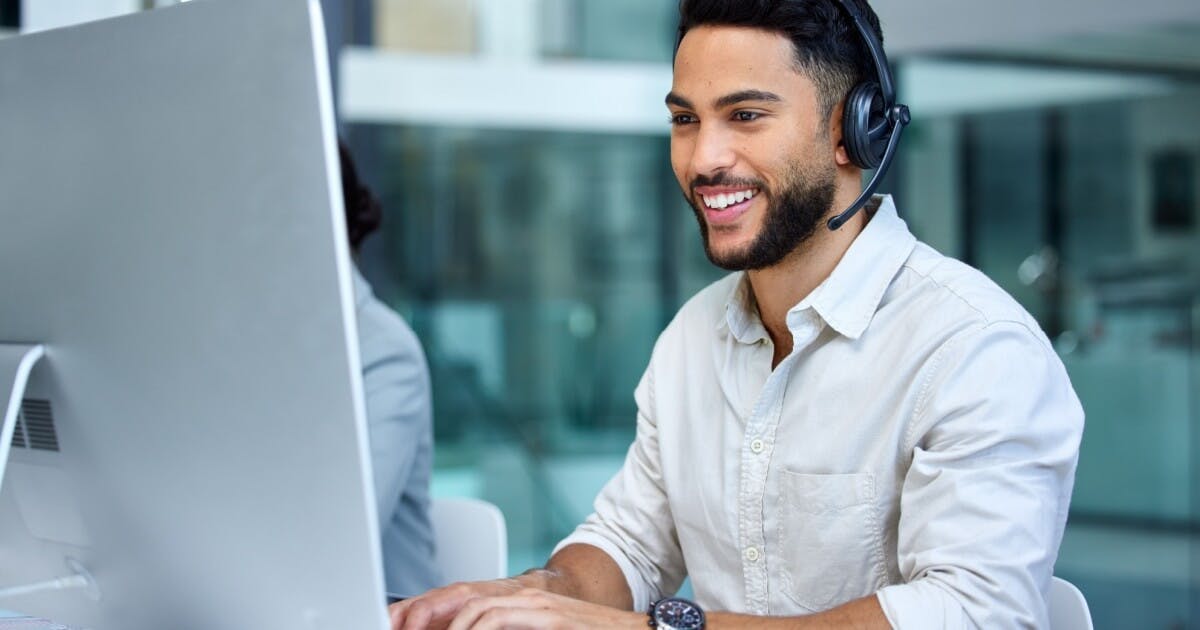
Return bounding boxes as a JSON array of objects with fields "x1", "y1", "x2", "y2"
[
  {"x1": 445, "y1": 595, "x2": 503, "y2": 630},
  {"x1": 471, "y1": 607, "x2": 563, "y2": 630},
  {"x1": 390, "y1": 598, "x2": 423, "y2": 630},
  {"x1": 390, "y1": 601, "x2": 420, "y2": 630},
  {"x1": 395, "y1": 580, "x2": 525, "y2": 630},
  {"x1": 395, "y1": 587, "x2": 471, "y2": 630},
  {"x1": 388, "y1": 600, "x2": 407, "y2": 629},
  {"x1": 399, "y1": 604, "x2": 436, "y2": 630},
  {"x1": 446, "y1": 591, "x2": 554, "y2": 630},
  {"x1": 391, "y1": 595, "x2": 439, "y2": 630},
  {"x1": 402, "y1": 595, "x2": 475, "y2": 630}
]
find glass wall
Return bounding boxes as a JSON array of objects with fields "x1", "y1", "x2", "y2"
[
  {"x1": 370, "y1": 0, "x2": 678, "y2": 61},
  {"x1": 347, "y1": 125, "x2": 720, "y2": 568},
  {"x1": 540, "y1": 0, "x2": 677, "y2": 62}
]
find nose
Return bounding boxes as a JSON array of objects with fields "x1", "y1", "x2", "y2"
[{"x1": 688, "y1": 124, "x2": 737, "y2": 177}]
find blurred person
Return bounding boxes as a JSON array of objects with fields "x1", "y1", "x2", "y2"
[
  {"x1": 339, "y1": 140, "x2": 442, "y2": 598},
  {"x1": 388, "y1": 0, "x2": 1082, "y2": 628}
]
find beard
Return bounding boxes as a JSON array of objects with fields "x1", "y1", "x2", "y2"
[{"x1": 686, "y1": 161, "x2": 836, "y2": 271}]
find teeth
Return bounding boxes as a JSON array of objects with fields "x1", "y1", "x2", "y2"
[{"x1": 702, "y1": 189, "x2": 756, "y2": 210}]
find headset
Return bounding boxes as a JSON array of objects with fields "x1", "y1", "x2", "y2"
[{"x1": 826, "y1": 0, "x2": 911, "y2": 230}]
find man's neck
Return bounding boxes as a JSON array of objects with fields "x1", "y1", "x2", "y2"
[{"x1": 748, "y1": 194, "x2": 869, "y2": 366}]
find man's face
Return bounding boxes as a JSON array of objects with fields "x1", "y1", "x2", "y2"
[{"x1": 668, "y1": 25, "x2": 837, "y2": 271}]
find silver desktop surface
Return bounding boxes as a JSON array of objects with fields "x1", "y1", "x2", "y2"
[{"x1": 0, "y1": 1, "x2": 388, "y2": 628}]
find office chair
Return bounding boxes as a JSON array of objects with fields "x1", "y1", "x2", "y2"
[
  {"x1": 1048, "y1": 576, "x2": 1094, "y2": 630},
  {"x1": 430, "y1": 497, "x2": 508, "y2": 584}
]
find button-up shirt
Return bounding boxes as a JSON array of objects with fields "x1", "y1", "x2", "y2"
[{"x1": 555, "y1": 196, "x2": 1083, "y2": 628}]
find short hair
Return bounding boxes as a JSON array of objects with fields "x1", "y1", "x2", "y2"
[
  {"x1": 338, "y1": 140, "x2": 383, "y2": 252},
  {"x1": 676, "y1": 0, "x2": 883, "y2": 121}
]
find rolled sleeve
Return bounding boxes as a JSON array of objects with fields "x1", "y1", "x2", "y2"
[
  {"x1": 554, "y1": 367, "x2": 686, "y2": 613},
  {"x1": 878, "y1": 321, "x2": 1083, "y2": 628}
]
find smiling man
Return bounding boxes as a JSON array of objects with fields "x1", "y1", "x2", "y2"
[{"x1": 389, "y1": 1, "x2": 1083, "y2": 628}]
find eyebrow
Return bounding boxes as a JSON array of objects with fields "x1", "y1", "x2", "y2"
[
  {"x1": 665, "y1": 91, "x2": 693, "y2": 109},
  {"x1": 714, "y1": 89, "x2": 782, "y2": 109},
  {"x1": 664, "y1": 89, "x2": 783, "y2": 110}
]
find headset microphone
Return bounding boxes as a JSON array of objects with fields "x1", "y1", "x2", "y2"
[{"x1": 826, "y1": 0, "x2": 911, "y2": 231}]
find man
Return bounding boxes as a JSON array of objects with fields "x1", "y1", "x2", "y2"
[
  {"x1": 340, "y1": 141, "x2": 442, "y2": 598},
  {"x1": 390, "y1": 0, "x2": 1083, "y2": 627}
]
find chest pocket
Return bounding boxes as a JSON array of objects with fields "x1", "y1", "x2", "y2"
[{"x1": 775, "y1": 470, "x2": 886, "y2": 613}]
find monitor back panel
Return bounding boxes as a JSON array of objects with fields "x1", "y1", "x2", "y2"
[{"x1": 0, "y1": 1, "x2": 386, "y2": 628}]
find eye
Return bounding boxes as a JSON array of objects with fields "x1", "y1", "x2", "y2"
[
  {"x1": 669, "y1": 113, "x2": 698, "y2": 126},
  {"x1": 733, "y1": 111, "x2": 762, "y2": 122}
]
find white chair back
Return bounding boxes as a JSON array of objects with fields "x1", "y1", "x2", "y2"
[
  {"x1": 430, "y1": 497, "x2": 508, "y2": 584},
  {"x1": 1047, "y1": 576, "x2": 1093, "y2": 630}
]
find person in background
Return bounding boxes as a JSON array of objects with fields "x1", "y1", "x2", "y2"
[{"x1": 339, "y1": 140, "x2": 442, "y2": 598}]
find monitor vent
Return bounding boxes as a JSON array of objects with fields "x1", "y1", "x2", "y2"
[
  {"x1": 15, "y1": 399, "x2": 58, "y2": 452},
  {"x1": 10, "y1": 414, "x2": 26, "y2": 448}
]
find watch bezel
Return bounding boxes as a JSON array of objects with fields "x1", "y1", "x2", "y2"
[{"x1": 649, "y1": 596, "x2": 706, "y2": 630}]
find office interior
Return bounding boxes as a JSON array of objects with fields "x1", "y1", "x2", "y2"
[{"x1": 5, "y1": 0, "x2": 1199, "y2": 627}]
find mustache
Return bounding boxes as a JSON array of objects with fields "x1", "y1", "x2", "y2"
[{"x1": 689, "y1": 173, "x2": 766, "y2": 196}]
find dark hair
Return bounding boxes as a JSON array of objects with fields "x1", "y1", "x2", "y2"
[
  {"x1": 676, "y1": 0, "x2": 882, "y2": 121},
  {"x1": 338, "y1": 140, "x2": 383, "y2": 251}
]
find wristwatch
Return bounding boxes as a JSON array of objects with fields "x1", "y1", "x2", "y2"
[{"x1": 648, "y1": 597, "x2": 706, "y2": 630}]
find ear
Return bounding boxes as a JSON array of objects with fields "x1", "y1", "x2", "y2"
[{"x1": 828, "y1": 100, "x2": 852, "y2": 166}]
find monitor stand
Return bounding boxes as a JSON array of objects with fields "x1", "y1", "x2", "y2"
[
  {"x1": 0, "y1": 344, "x2": 99, "y2": 603},
  {"x1": 0, "y1": 344, "x2": 44, "y2": 496}
]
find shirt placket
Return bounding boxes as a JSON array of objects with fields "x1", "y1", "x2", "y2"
[{"x1": 738, "y1": 309, "x2": 822, "y2": 614}]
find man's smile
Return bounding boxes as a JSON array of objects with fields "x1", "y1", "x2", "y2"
[
  {"x1": 695, "y1": 186, "x2": 760, "y2": 225},
  {"x1": 699, "y1": 187, "x2": 758, "y2": 209}
]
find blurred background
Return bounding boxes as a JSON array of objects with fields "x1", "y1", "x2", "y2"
[{"x1": 7, "y1": 0, "x2": 1199, "y2": 626}]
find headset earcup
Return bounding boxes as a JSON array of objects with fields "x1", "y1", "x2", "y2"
[{"x1": 842, "y1": 82, "x2": 886, "y2": 170}]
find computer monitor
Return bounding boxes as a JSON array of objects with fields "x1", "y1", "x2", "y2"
[{"x1": 0, "y1": 1, "x2": 390, "y2": 628}]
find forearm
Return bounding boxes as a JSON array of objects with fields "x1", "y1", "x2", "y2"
[
  {"x1": 708, "y1": 595, "x2": 891, "y2": 630},
  {"x1": 517, "y1": 543, "x2": 634, "y2": 610}
]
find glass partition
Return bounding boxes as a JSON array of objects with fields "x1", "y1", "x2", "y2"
[
  {"x1": 899, "y1": 56, "x2": 1200, "y2": 628},
  {"x1": 346, "y1": 125, "x2": 721, "y2": 568}
]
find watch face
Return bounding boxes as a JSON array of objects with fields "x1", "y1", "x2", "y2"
[{"x1": 654, "y1": 597, "x2": 705, "y2": 630}]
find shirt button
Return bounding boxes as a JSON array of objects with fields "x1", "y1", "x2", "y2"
[
  {"x1": 750, "y1": 439, "x2": 765, "y2": 454},
  {"x1": 745, "y1": 546, "x2": 760, "y2": 562}
]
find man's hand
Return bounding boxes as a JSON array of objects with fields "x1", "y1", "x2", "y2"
[
  {"x1": 389, "y1": 578, "x2": 527, "y2": 630},
  {"x1": 388, "y1": 580, "x2": 642, "y2": 630},
  {"x1": 445, "y1": 588, "x2": 644, "y2": 630},
  {"x1": 390, "y1": 545, "x2": 635, "y2": 629}
]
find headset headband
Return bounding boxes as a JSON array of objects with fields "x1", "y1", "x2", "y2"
[{"x1": 826, "y1": 0, "x2": 911, "y2": 231}]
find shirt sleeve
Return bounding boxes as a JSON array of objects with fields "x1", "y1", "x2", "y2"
[
  {"x1": 876, "y1": 321, "x2": 1083, "y2": 629},
  {"x1": 553, "y1": 363, "x2": 687, "y2": 613},
  {"x1": 361, "y1": 322, "x2": 432, "y2": 532}
]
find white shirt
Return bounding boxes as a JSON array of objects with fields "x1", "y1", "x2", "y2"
[{"x1": 556, "y1": 196, "x2": 1083, "y2": 628}]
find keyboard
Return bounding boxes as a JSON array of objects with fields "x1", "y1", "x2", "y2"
[{"x1": 0, "y1": 617, "x2": 78, "y2": 630}]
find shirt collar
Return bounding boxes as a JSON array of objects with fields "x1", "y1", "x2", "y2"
[
  {"x1": 808, "y1": 195, "x2": 916, "y2": 339},
  {"x1": 722, "y1": 195, "x2": 916, "y2": 343},
  {"x1": 722, "y1": 273, "x2": 769, "y2": 345}
]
